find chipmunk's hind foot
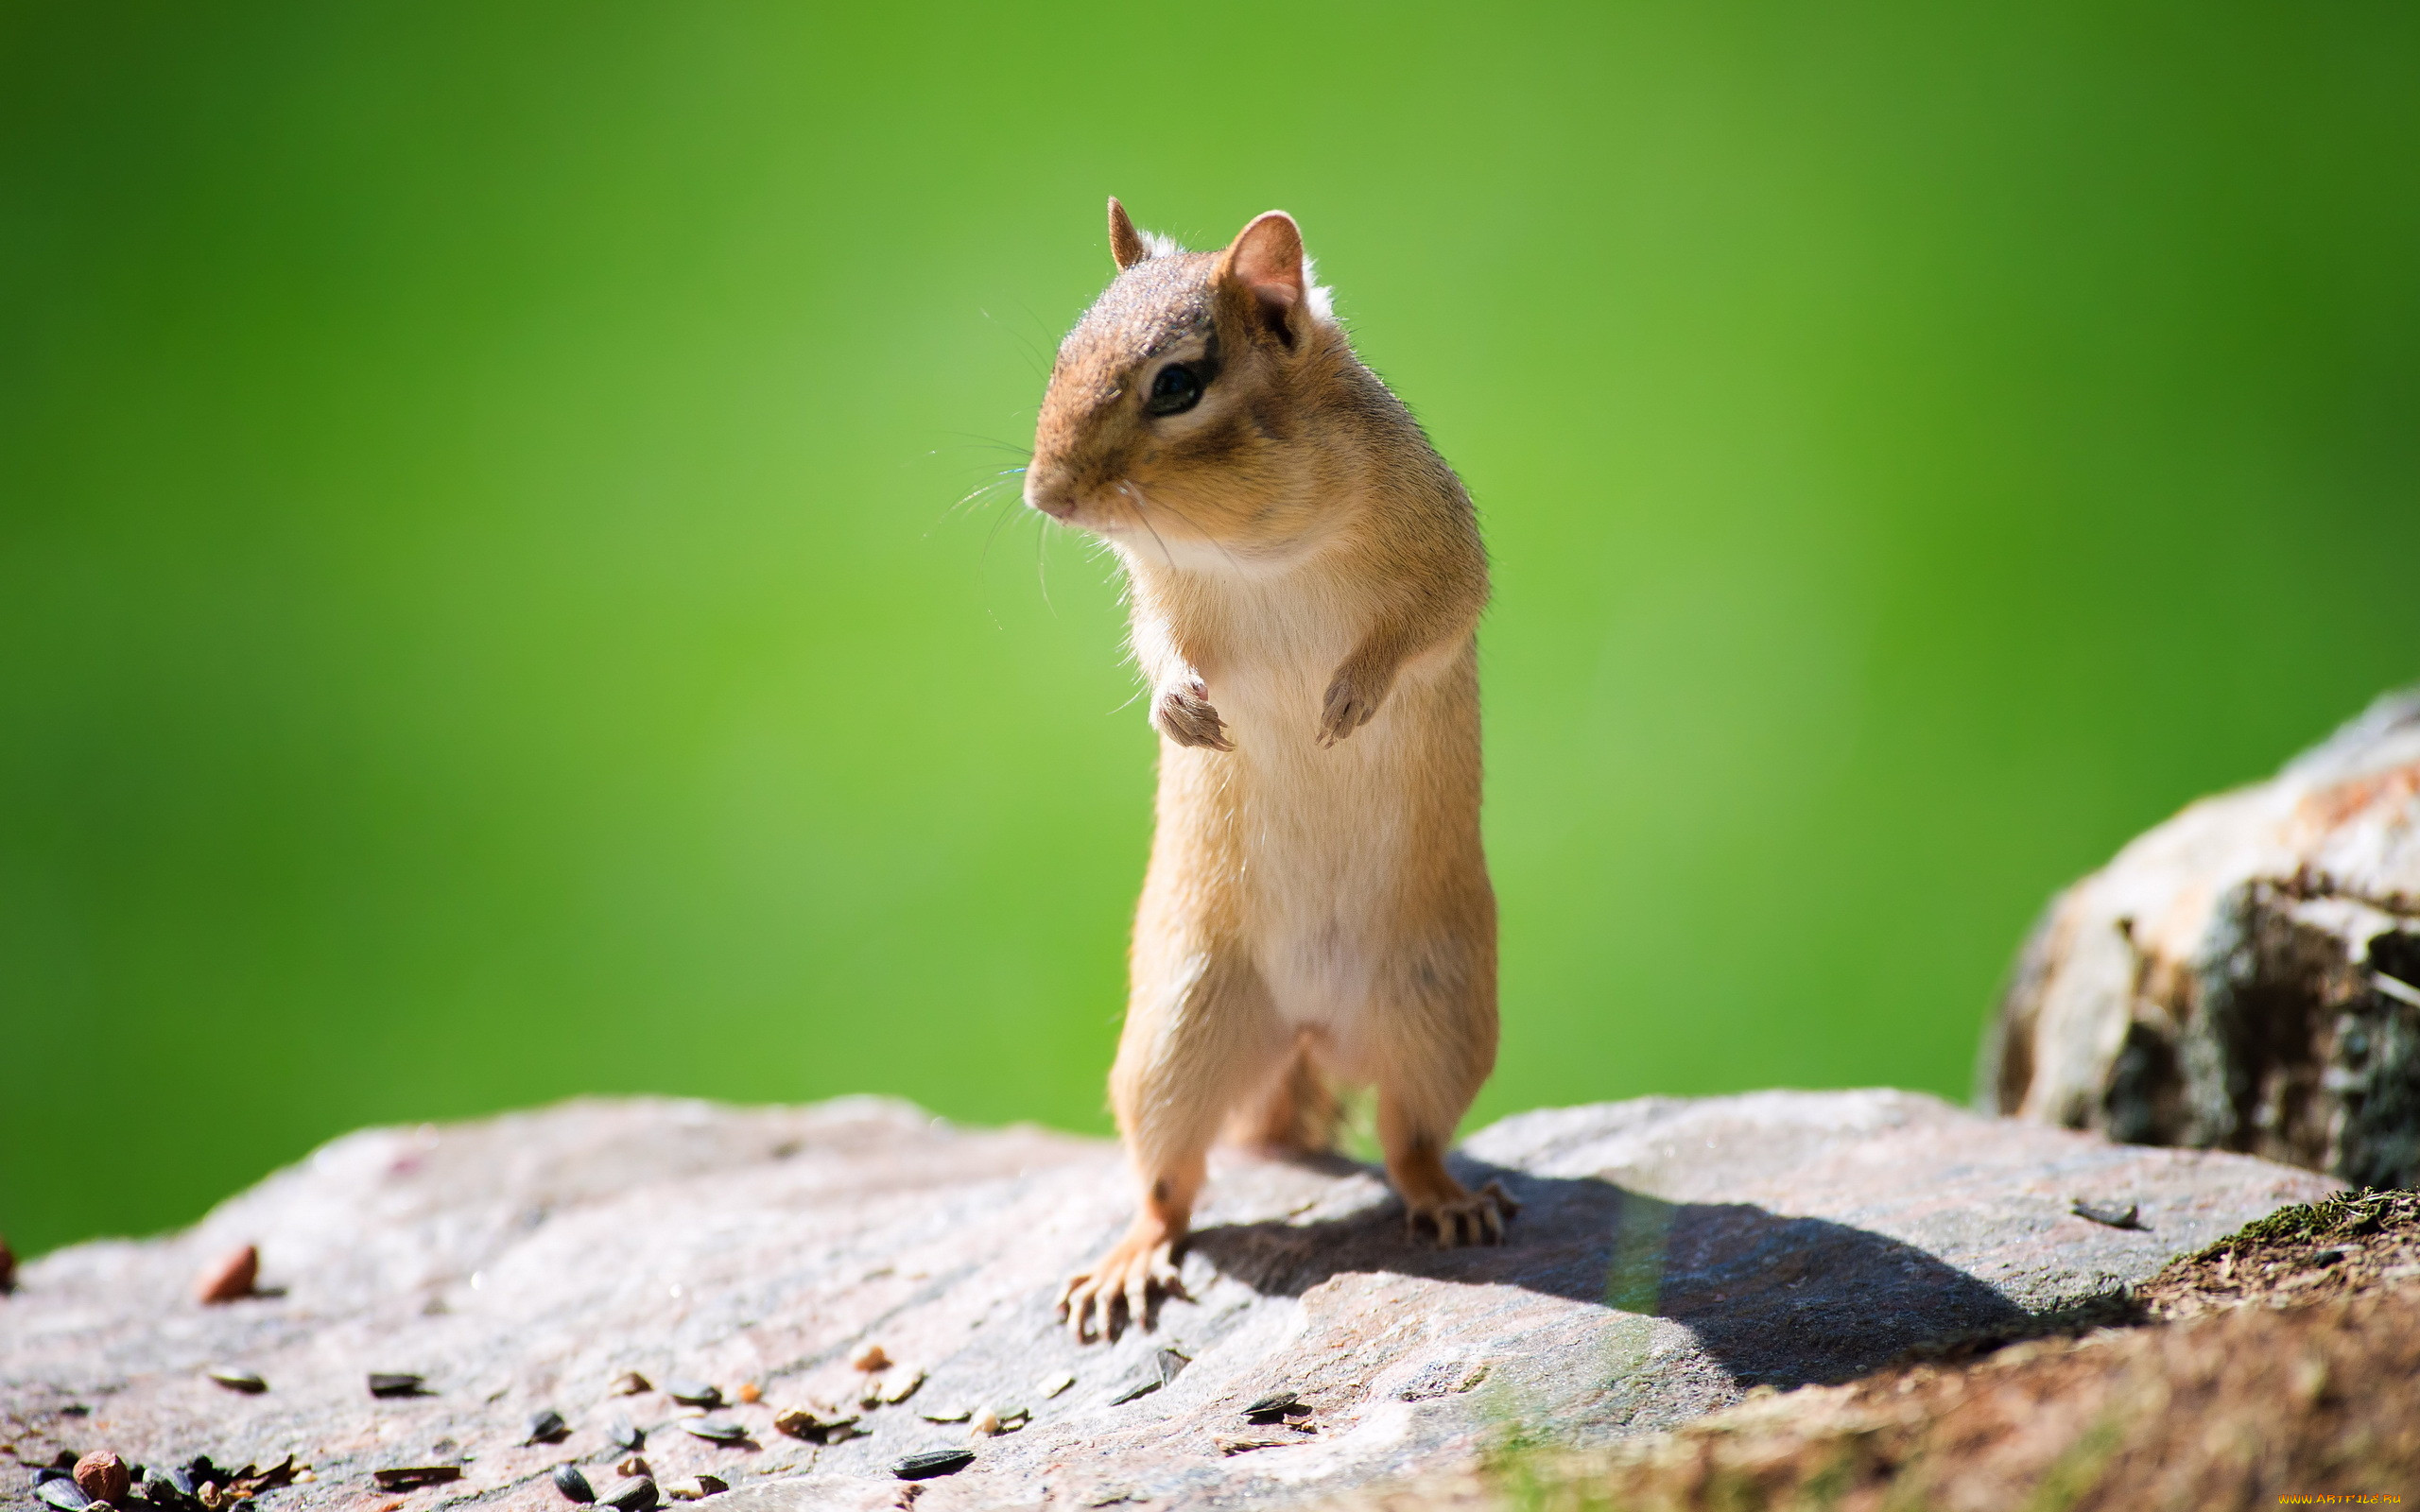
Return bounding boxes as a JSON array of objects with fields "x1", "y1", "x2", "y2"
[{"x1": 1405, "y1": 1178, "x2": 1519, "y2": 1247}]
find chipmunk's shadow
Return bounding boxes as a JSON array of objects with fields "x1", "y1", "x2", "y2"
[{"x1": 1184, "y1": 1160, "x2": 2033, "y2": 1391}]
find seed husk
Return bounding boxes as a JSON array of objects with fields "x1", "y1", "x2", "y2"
[
  {"x1": 1037, "y1": 1371, "x2": 1075, "y2": 1399},
  {"x1": 2068, "y1": 1197, "x2": 2143, "y2": 1229},
  {"x1": 735, "y1": 1383, "x2": 761, "y2": 1404},
  {"x1": 665, "y1": 1379, "x2": 721, "y2": 1408},
  {"x1": 848, "y1": 1343, "x2": 890, "y2": 1373},
  {"x1": 206, "y1": 1367, "x2": 268, "y2": 1394},
  {"x1": 367, "y1": 1372, "x2": 426, "y2": 1398},
  {"x1": 551, "y1": 1468, "x2": 596, "y2": 1504},
  {"x1": 37, "y1": 1480, "x2": 93, "y2": 1511},
  {"x1": 193, "y1": 1244, "x2": 259, "y2": 1305},
  {"x1": 871, "y1": 1369, "x2": 925, "y2": 1406},
  {"x1": 601, "y1": 1477, "x2": 659, "y2": 1512},
  {"x1": 1107, "y1": 1373, "x2": 1162, "y2": 1405},
  {"x1": 664, "y1": 1477, "x2": 726, "y2": 1502},
  {"x1": 370, "y1": 1468, "x2": 461, "y2": 1491},
  {"x1": 1242, "y1": 1390, "x2": 1308, "y2": 1424},
  {"x1": 1214, "y1": 1435, "x2": 1299, "y2": 1456},
  {"x1": 890, "y1": 1450, "x2": 974, "y2": 1481},
  {"x1": 918, "y1": 1407, "x2": 971, "y2": 1423},
  {"x1": 608, "y1": 1372, "x2": 651, "y2": 1397},
  {"x1": 614, "y1": 1458, "x2": 649, "y2": 1480},
  {"x1": 526, "y1": 1409, "x2": 570, "y2": 1445},
  {"x1": 1153, "y1": 1349, "x2": 1191, "y2": 1384},
  {"x1": 771, "y1": 1405, "x2": 858, "y2": 1444},
  {"x1": 605, "y1": 1418, "x2": 645, "y2": 1452},
  {"x1": 683, "y1": 1420, "x2": 749, "y2": 1445}
]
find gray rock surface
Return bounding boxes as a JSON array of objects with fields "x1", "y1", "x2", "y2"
[
  {"x1": 1985, "y1": 687, "x2": 2420, "y2": 1188},
  {"x1": 2, "y1": 1092, "x2": 2329, "y2": 1512}
]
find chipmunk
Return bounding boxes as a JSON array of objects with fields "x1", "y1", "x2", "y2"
[{"x1": 1026, "y1": 200, "x2": 1514, "y2": 1342}]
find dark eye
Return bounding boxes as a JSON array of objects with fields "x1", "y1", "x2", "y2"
[{"x1": 1146, "y1": 362, "x2": 1204, "y2": 417}]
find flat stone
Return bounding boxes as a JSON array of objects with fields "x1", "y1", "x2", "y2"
[{"x1": 0, "y1": 1091, "x2": 2329, "y2": 1510}]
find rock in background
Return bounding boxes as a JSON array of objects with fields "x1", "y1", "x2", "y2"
[
  {"x1": 1, "y1": 1093, "x2": 2325, "y2": 1512},
  {"x1": 1985, "y1": 688, "x2": 2420, "y2": 1188}
]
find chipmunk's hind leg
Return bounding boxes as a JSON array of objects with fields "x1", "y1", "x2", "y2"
[
  {"x1": 1060, "y1": 946, "x2": 1286, "y2": 1343},
  {"x1": 1369, "y1": 950, "x2": 1514, "y2": 1247},
  {"x1": 1223, "y1": 1029, "x2": 1342, "y2": 1157}
]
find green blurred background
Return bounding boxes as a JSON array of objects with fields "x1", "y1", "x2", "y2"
[{"x1": 4, "y1": 2, "x2": 2415, "y2": 1257}]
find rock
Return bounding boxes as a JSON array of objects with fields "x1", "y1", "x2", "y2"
[
  {"x1": 1985, "y1": 687, "x2": 2420, "y2": 1188},
  {"x1": 0, "y1": 1092, "x2": 2327, "y2": 1510}
]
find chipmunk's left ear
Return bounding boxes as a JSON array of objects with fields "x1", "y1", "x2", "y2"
[{"x1": 1217, "y1": 211, "x2": 1306, "y2": 350}]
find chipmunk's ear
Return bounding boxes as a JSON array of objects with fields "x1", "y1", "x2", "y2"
[
  {"x1": 1217, "y1": 211, "x2": 1307, "y2": 350},
  {"x1": 1107, "y1": 198, "x2": 1150, "y2": 270}
]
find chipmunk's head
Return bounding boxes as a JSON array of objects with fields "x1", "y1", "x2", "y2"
[{"x1": 1025, "y1": 199, "x2": 1342, "y2": 562}]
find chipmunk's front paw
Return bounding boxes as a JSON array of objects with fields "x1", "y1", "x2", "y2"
[
  {"x1": 1058, "y1": 1233, "x2": 1188, "y2": 1344},
  {"x1": 1318, "y1": 670, "x2": 1381, "y2": 747},
  {"x1": 1405, "y1": 1179, "x2": 1520, "y2": 1248},
  {"x1": 1154, "y1": 678, "x2": 1232, "y2": 751}
]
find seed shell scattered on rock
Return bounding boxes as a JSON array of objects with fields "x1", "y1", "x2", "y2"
[
  {"x1": 1153, "y1": 1348, "x2": 1191, "y2": 1384},
  {"x1": 1037, "y1": 1371, "x2": 1075, "y2": 1399},
  {"x1": 194, "y1": 1244, "x2": 260, "y2": 1304},
  {"x1": 683, "y1": 1419, "x2": 750, "y2": 1445},
  {"x1": 919, "y1": 1407, "x2": 971, "y2": 1423},
  {"x1": 848, "y1": 1343, "x2": 890, "y2": 1373},
  {"x1": 36, "y1": 1480, "x2": 93, "y2": 1512},
  {"x1": 735, "y1": 1383, "x2": 761, "y2": 1404},
  {"x1": 614, "y1": 1458, "x2": 649, "y2": 1480},
  {"x1": 665, "y1": 1379, "x2": 721, "y2": 1408},
  {"x1": 890, "y1": 1450, "x2": 975, "y2": 1481},
  {"x1": 1214, "y1": 1435, "x2": 1300, "y2": 1456},
  {"x1": 371, "y1": 1468, "x2": 461, "y2": 1491},
  {"x1": 664, "y1": 1477, "x2": 727, "y2": 1502},
  {"x1": 601, "y1": 1477, "x2": 659, "y2": 1512},
  {"x1": 2069, "y1": 1197, "x2": 2144, "y2": 1229},
  {"x1": 878, "y1": 1369, "x2": 925, "y2": 1405},
  {"x1": 552, "y1": 1467, "x2": 596, "y2": 1504},
  {"x1": 367, "y1": 1372, "x2": 426, "y2": 1398},
  {"x1": 605, "y1": 1418, "x2": 645, "y2": 1452},
  {"x1": 608, "y1": 1372, "x2": 651, "y2": 1396},
  {"x1": 1242, "y1": 1391, "x2": 1307, "y2": 1423},
  {"x1": 206, "y1": 1367, "x2": 268, "y2": 1394},
  {"x1": 771, "y1": 1406, "x2": 858, "y2": 1443},
  {"x1": 1107, "y1": 1374, "x2": 1162, "y2": 1406},
  {"x1": 526, "y1": 1409, "x2": 570, "y2": 1444}
]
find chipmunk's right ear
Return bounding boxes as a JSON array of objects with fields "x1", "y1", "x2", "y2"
[{"x1": 1107, "y1": 198, "x2": 1150, "y2": 270}]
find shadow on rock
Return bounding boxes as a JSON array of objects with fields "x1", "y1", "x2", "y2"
[{"x1": 1185, "y1": 1160, "x2": 2032, "y2": 1389}]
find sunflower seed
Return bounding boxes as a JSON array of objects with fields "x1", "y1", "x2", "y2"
[
  {"x1": 665, "y1": 1380, "x2": 721, "y2": 1408},
  {"x1": 526, "y1": 1409, "x2": 569, "y2": 1444},
  {"x1": 1153, "y1": 1349, "x2": 1191, "y2": 1384},
  {"x1": 605, "y1": 1418, "x2": 645, "y2": 1452},
  {"x1": 37, "y1": 1482, "x2": 93, "y2": 1512},
  {"x1": 367, "y1": 1372, "x2": 426, "y2": 1398},
  {"x1": 1107, "y1": 1373, "x2": 1162, "y2": 1405},
  {"x1": 614, "y1": 1459, "x2": 649, "y2": 1480},
  {"x1": 608, "y1": 1372, "x2": 651, "y2": 1397},
  {"x1": 890, "y1": 1450, "x2": 974, "y2": 1481},
  {"x1": 207, "y1": 1367, "x2": 268, "y2": 1394},
  {"x1": 1243, "y1": 1390, "x2": 1307, "y2": 1423},
  {"x1": 371, "y1": 1468, "x2": 460, "y2": 1491},
  {"x1": 918, "y1": 1407, "x2": 971, "y2": 1423},
  {"x1": 552, "y1": 1468, "x2": 596, "y2": 1504},
  {"x1": 683, "y1": 1420, "x2": 749, "y2": 1445},
  {"x1": 1037, "y1": 1371, "x2": 1075, "y2": 1399},
  {"x1": 601, "y1": 1478, "x2": 659, "y2": 1512},
  {"x1": 663, "y1": 1477, "x2": 726, "y2": 1502},
  {"x1": 879, "y1": 1369, "x2": 925, "y2": 1405}
]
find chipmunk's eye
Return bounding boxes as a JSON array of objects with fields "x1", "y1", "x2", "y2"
[{"x1": 1145, "y1": 362, "x2": 1204, "y2": 417}]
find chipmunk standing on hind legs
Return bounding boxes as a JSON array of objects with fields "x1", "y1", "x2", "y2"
[{"x1": 1025, "y1": 200, "x2": 1514, "y2": 1343}]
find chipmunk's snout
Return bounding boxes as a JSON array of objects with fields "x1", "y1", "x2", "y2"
[{"x1": 1023, "y1": 465, "x2": 1079, "y2": 521}]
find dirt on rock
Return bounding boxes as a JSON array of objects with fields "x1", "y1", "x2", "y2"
[{"x1": 1328, "y1": 1193, "x2": 2420, "y2": 1512}]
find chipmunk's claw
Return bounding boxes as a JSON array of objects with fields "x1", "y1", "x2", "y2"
[
  {"x1": 1155, "y1": 679, "x2": 1232, "y2": 751},
  {"x1": 1058, "y1": 1238, "x2": 1187, "y2": 1344},
  {"x1": 1404, "y1": 1179, "x2": 1519, "y2": 1248}
]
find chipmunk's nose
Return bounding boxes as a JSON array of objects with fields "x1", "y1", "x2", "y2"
[{"x1": 1023, "y1": 467, "x2": 1079, "y2": 520}]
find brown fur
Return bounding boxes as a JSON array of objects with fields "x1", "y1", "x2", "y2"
[{"x1": 1029, "y1": 201, "x2": 1513, "y2": 1343}]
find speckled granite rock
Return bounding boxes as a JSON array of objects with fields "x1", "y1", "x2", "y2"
[
  {"x1": 1984, "y1": 687, "x2": 2420, "y2": 1187},
  {"x1": 0, "y1": 1092, "x2": 2329, "y2": 1512}
]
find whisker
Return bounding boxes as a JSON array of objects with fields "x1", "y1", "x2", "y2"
[
  {"x1": 1116, "y1": 480, "x2": 1180, "y2": 571},
  {"x1": 1126, "y1": 482, "x2": 1246, "y2": 575}
]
